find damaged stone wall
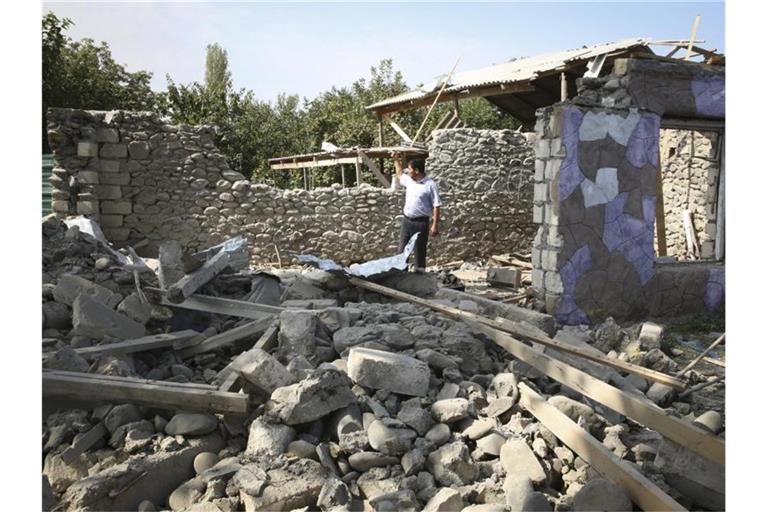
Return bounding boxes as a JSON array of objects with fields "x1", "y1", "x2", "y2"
[
  {"x1": 47, "y1": 110, "x2": 534, "y2": 265},
  {"x1": 659, "y1": 128, "x2": 722, "y2": 260},
  {"x1": 531, "y1": 57, "x2": 725, "y2": 324}
]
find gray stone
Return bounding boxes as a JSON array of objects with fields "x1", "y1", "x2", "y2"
[
  {"x1": 233, "y1": 348, "x2": 296, "y2": 394},
  {"x1": 231, "y1": 464, "x2": 269, "y2": 495},
  {"x1": 401, "y1": 449, "x2": 426, "y2": 476},
  {"x1": 502, "y1": 474, "x2": 534, "y2": 511},
  {"x1": 100, "y1": 143, "x2": 128, "y2": 159},
  {"x1": 646, "y1": 382, "x2": 677, "y2": 406},
  {"x1": 348, "y1": 347, "x2": 430, "y2": 397},
  {"x1": 193, "y1": 452, "x2": 218, "y2": 475},
  {"x1": 431, "y1": 398, "x2": 471, "y2": 424},
  {"x1": 397, "y1": 398, "x2": 433, "y2": 435},
  {"x1": 638, "y1": 321, "x2": 664, "y2": 350},
  {"x1": 379, "y1": 271, "x2": 439, "y2": 297},
  {"x1": 488, "y1": 373, "x2": 520, "y2": 402},
  {"x1": 316, "y1": 478, "x2": 351, "y2": 509},
  {"x1": 367, "y1": 419, "x2": 417, "y2": 456},
  {"x1": 462, "y1": 418, "x2": 496, "y2": 441},
  {"x1": 278, "y1": 310, "x2": 318, "y2": 360},
  {"x1": 547, "y1": 395, "x2": 599, "y2": 431},
  {"x1": 572, "y1": 477, "x2": 632, "y2": 511},
  {"x1": 245, "y1": 417, "x2": 296, "y2": 457},
  {"x1": 73, "y1": 294, "x2": 146, "y2": 340},
  {"x1": 426, "y1": 441, "x2": 478, "y2": 486},
  {"x1": 476, "y1": 432, "x2": 506, "y2": 457},
  {"x1": 521, "y1": 491, "x2": 553, "y2": 511},
  {"x1": 137, "y1": 500, "x2": 156, "y2": 512},
  {"x1": 117, "y1": 293, "x2": 152, "y2": 325},
  {"x1": 266, "y1": 368, "x2": 356, "y2": 425},
  {"x1": 348, "y1": 451, "x2": 400, "y2": 472},
  {"x1": 43, "y1": 301, "x2": 71, "y2": 329},
  {"x1": 499, "y1": 439, "x2": 546, "y2": 485},
  {"x1": 424, "y1": 487, "x2": 463, "y2": 512},
  {"x1": 416, "y1": 349, "x2": 458, "y2": 372},
  {"x1": 425, "y1": 423, "x2": 451, "y2": 446},
  {"x1": 693, "y1": 410, "x2": 723, "y2": 434},
  {"x1": 168, "y1": 476, "x2": 206, "y2": 511},
  {"x1": 44, "y1": 347, "x2": 90, "y2": 373},
  {"x1": 368, "y1": 489, "x2": 421, "y2": 511},
  {"x1": 128, "y1": 141, "x2": 150, "y2": 159},
  {"x1": 239, "y1": 459, "x2": 327, "y2": 512},
  {"x1": 53, "y1": 274, "x2": 121, "y2": 308},
  {"x1": 165, "y1": 413, "x2": 218, "y2": 436},
  {"x1": 436, "y1": 382, "x2": 461, "y2": 400},
  {"x1": 654, "y1": 438, "x2": 724, "y2": 510},
  {"x1": 104, "y1": 404, "x2": 144, "y2": 433},
  {"x1": 286, "y1": 440, "x2": 318, "y2": 460},
  {"x1": 333, "y1": 325, "x2": 379, "y2": 355}
]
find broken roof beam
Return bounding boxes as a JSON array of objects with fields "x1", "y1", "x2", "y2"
[
  {"x1": 178, "y1": 317, "x2": 273, "y2": 358},
  {"x1": 166, "y1": 249, "x2": 231, "y2": 303},
  {"x1": 60, "y1": 330, "x2": 201, "y2": 360},
  {"x1": 357, "y1": 151, "x2": 391, "y2": 187},
  {"x1": 518, "y1": 382, "x2": 687, "y2": 511},
  {"x1": 151, "y1": 291, "x2": 282, "y2": 320},
  {"x1": 43, "y1": 370, "x2": 248, "y2": 414}
]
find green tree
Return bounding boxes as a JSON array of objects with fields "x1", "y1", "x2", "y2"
[
  {"x1": 204, "y1": 43, "x2": 232, "y2": 96},
  {"x1": 42, "y1": 11, "x2": 160, "y2": 151}
]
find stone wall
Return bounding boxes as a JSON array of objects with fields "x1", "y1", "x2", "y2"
[
  {"x1": 47, "y1": 109, "x2": 535, "y2": 266},
  {"x1": 529, "y1": 57, "x2": 725, "y2": 324},
  {"x1": 659, "y1": 128, "x2": 721, "y2": 260}
]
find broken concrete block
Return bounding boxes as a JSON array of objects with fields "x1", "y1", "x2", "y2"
[
  {"x1": 426, "y1": 441, "x2": 479, "y2": 486},
  {"x1": 245, "y1": 418, "x2": 296, "y2": 457},
  {"x1": 60, "y1": 434, "x2": 224, "y2": 511},
  {"x1": 281, "y1": 277, "x2": 328, "y2": 301},
  {"x1": 499, "y1": 439, "x2": 547, "y2": 485},
  {"x1": 266, "y1": 368, "x2": 356, "y2": 425},
  {"x1": 233, "y1": 348, "x2": 296, "y2": 394},
  {"x1": 347, "y1": 347, "x2": 430, "y2": 397},
  {"x1": 44, "y1": 347, "x2": 90, "y2": 373},
  {"x1": 638, "y1": 321, "x2": 664, "y2": 350},
  {"x1": 278, "y1": 309, "x2": 318, "y2": 360},
  {"x1": 397, "y1": 398, "x2": 434, "y2": 435},
  {"x1": 104, "y1": 404, "x2": 143, "y2": 433},
  {"x1": 431, "y1": 398, "x2": 471, "y2": 424},
  {"x1": 72, "y1": 294, "x2": 146, "y2": 340},
  {"x1": 503, "y1": 474, "x2": 535, "y2": 511},
  {"x1": 487, "y1": 267, "x2": 521, "y2": 288},
  {"x1": 239, "y1": 459, "x2": 327, "y2": 512},
  {"x1": 53, "y1": 274, "x2": 121, "y2": 308},
  {"x1": 165, "y1": 413, "x2": 218, "y2": 436},
  {"x1": 316, "y1": 478, "x2": 351, "y2": 509},
  {"x1": 425, "y1": 423, "x2": 451, "y2": 446},
  {"x1": 476, "y1": 432, "x2": 507, "y2": 458},
  {"x1": 645, "y1": 382, "x2": 676, "y2": 406},
  {"x1": 693, "y1": 410, "x2": 723, "y2": 434},
  {"x1": 378, "y1": 271, "x2": 439, "y2": 298},
  {"x1": 401, "y1": 448, "x2": 426, "y2": 476},
  {"x1": 367, "y1": 419, "x2": 417, "y2": 455},
  {"x1": 572, "y1": 477, "x2": 632, "y2": 511},
  {"x1": 547, "y1": 395, "x2": 599, "y2": 432},
  {"x1": 462, "y1": 418, "x2": 495, "y2": 440},
  {"x1": 43, "y1": 301, "x2": 71, "y2": 329},
  {"x1": 77, "y1": 141, "x2": 99, "y2": 157},
  {"x1": 117, "y1": 293, "x2": 152, "y2": 325},
  {"x1": 424, "y1": 487, "x2": 463, "y2": 512}
]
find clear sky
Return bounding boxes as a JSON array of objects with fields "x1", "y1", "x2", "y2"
[{"x1": 42, "y1": 1, "x2": 725, "y2": 102}]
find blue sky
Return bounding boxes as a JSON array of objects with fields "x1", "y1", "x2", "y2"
[{"x1": 43, "y1": 1, "x2": 725, "y2": 102}]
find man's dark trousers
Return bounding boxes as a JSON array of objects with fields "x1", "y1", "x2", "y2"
[{"x1": 399, "y1": 216, "x2": 429, "y2": 269}]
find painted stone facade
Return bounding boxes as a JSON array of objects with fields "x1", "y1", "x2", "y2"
[
  {"x1": 532, "y1": 58, "x2": 725, "y2": 324},
  {"x1": 46, "y1": 110, "x2": 535, "y2": 266}
]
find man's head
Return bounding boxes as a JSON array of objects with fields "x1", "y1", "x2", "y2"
[{"x1": 408, "y1": 158, "x2": 426, "y2": 180}]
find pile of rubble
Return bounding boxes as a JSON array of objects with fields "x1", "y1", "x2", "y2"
[{"x1": 41, "y1": 215, "x2": 725, "y2": 511}]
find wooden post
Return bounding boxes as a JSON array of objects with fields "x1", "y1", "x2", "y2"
[
  {"x1": 355, "y1": 157, "x2": 363, "y2": 187},
  {"x1": 655, "y1": 130, "x2": 669, "y2": 256},
  {"x1": 166, "y1": 250, "x2": 231, "y2": 303},
  {"x1": 341, "y1": 163, "x2": 346, "y2": 188},
  {"x1": 378, "y1": 114, "x2": 384, "y2": 146},
  {"x1": 685, "y1": 15, "x2": 702, "y2": 61},
  {"x1": 560, "y1": 72, "x2": 568, "y2": 101},
  {"x1": 715, "y1": 133, "x2": 725, "y2": 260},
  {"x1": 453, "y1": 95, "x2": 460, "y2": 118}
]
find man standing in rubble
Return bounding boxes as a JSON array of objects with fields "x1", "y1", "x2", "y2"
[{"x1": 392, "y1": 152, "x2": 441, "y2": 271}]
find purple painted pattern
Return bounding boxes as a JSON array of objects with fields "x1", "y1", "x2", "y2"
[
  {"x1": 555, "y1": 244, "x2": 592, "y2": 325},
  {"x1": 704, "y1": 267, "x2": 725, "y2": 311},
  {"x1": 692, "y1": 75, "x2": 725, "y2": 118},
  {"x1": 603, "y1": 193, "x2": 656, "y2": 285},
  {"x1": 626, "y1": 113, "x2": 660, "y2": 168},
  {"x1": 559, "y1": 107, "x2": 586, "y2": 201}
]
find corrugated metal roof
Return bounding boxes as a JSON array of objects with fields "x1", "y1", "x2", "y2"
[{"x1": 367, "y1": 37, "x2": 654, "y2": 110}]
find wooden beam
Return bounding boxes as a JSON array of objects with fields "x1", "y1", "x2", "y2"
[
  {"x1": 386, "y1": 118, "x2": 413, "y2": 144},
  {"x1": 472, "y1": 321, "x2": 724, "y2": 465},
  {"x1": 166, "y1": 250, "x2": 231, "y2": 303},
  {"x1": 348, "y1": 277, "x2": 684, "y2": 390},
  {"x1": 254, "y1": 322, "x2": 280, "y2": 351},
  {"x1": 355, "y1": 157, "x2": 363, "y2": 187},
  {"x1": 60, "y1": 422, "x2": 108, "y2": 464},
  {"x1": 179, "y1": 318, "x2": 274, "y2": 358},
  {"x1": 270, "y1": 157, "x2": 360, "y2": 171},
  {"x1": 518, "y1": 383, "x2": 687, "y2": 511},
  {"x1": 153, "y1": 292, "x2": 282, "y2": 320},
  {"x1": 715, "y1": 134, "x2": 725, "y2": 260},
  {"x1": 43, "y1": 370, "x2": 248, "y2": 414},
  {"x1": 378, "y1": 115, "x2": 384, "y2": 146},
  {"x1": 677, "y1": 334, "x2": 725, "y2": 376},
  {"x1": 656, "y1": 131, "x2": 670, "y2": 256},
  {"x1": 411, "y1": 56, "x2": 462, "y2": 146},
  {"x1": 358, "y1": 151, "x2": 390, "y2": 187},
  {"x1": 158, "y1": 241, "x2": 185, "y2": 289},
  {"x1": 685, "y1": 15, "x2": 702, "y2": 61},
  {"x1": 218, "y1": 371, "x2": 241, "y2": 393},
  {"x1": 65, "y1": 330, "x2": 201, "y2": 360}
]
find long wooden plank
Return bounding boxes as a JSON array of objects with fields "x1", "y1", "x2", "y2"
[
  {"x1": 254, "y1": 322, "x2": 279, "y2": 351},
  {"x1": 43, "y1": 371, "x2": 248, "y2": 414},
  {"x1": 61, "y1": 423, "x2": 108, "y2": 464},
  {"x1": 358, "y1": 151, "x2": 391, "y2": 187},
  {"x1": 677, "y1": 334, "x2": 725, "y2": 376},
  {"x1": 518, "y1": 383, "x2": 687, "y2": 511},
  {"x1": 473, "y1": 321, "x2": 724, "y2": 465},
  {"x1": 167, "y1": 250, "x2": 231, "y2": 303},
  {"x1": 68, "y1": 330, "x2": 200, "y2": 360},
  {"x1": 386, "y1": 118, "x2": 413, "y2": 144},
  {"x1": 154, "y1": 292, "x2": 282, "y2": 320},
  {"x1": 179, "y1": 318, "x2": 273, "y2": 358},
  {"x1": 43, "y1": 370, "x2": 220, "y2": 392},
  {"x1": 349, "y1": 277, "x2": 685, "y2": 390}
]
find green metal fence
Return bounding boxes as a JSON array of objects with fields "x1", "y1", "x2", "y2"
[{"x1": 42, "y1": 154, "x2": 53, "y2": 216}]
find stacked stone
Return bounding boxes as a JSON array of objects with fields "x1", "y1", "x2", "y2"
[
  {"x1": 48, "y1": 109, "x2": 536, "y2": 267},
  {"x1": 659, "y1": 128, "x2": 721, "y2": 260},
  {"x1": 428, "y1": 128, "x2": 536, "y2": 262}
]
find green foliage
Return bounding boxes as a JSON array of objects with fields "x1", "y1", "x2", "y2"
[
  {"x1": 42, "y1": 12, "x2": 161, "y2": 151},
  {"x1": 42, "y1": 14, "x2": 522, "y2": 187}
]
